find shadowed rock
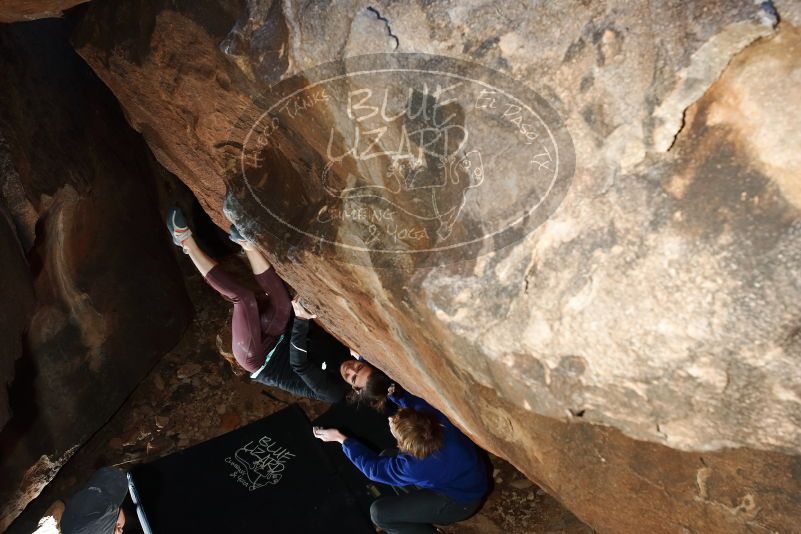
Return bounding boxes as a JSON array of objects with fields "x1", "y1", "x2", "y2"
[{"x1": 0, "y1": 18, "x2": 191, "y2": 530}]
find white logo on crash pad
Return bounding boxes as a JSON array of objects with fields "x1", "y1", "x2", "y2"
[{"x1": 225, "y1": 435, "x2": 296, "y2": 491}]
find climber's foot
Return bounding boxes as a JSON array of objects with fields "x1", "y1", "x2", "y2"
[{"x1": 166, "y1": 206, "x2": 192, "y2": 246}]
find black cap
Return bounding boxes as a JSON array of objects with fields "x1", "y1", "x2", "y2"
[{"x1": 61, "y1": 467, "x2": 128, "y2": 534}]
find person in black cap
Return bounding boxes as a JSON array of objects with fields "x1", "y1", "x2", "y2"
[{"x1": 60, "y1": 467, "x2": 128, "y2": 534}]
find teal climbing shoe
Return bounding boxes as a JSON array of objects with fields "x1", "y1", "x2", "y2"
[{"x1": 166, "y1": 206, "x2": 192, "y2": 245}]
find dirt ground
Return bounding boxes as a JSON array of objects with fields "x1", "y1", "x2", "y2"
[{"x1": 13, "y1": 252, "x2": 592, "y2": 534}]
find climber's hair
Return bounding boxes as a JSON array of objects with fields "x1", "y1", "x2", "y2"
[
  {"x1": 392, "y1": 408, "x2": 444, "y2": 459},
  {"x1": 346, "y1": 364, "x2": 396, "y2": 411}
]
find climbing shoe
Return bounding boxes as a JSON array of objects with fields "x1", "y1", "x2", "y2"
[{"x1": 166, "y1": 206, "x2": 192, "y2": 245}]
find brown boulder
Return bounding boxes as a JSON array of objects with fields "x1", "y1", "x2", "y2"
[
  {"x1": 0, "y1": 0, "x2": 88, "y2": 23},
  {"x1": 72, "y1": 1, "x2": 801, "y2": 532}
]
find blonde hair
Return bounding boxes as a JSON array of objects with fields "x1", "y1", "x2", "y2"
[{"x1": 393, "y1": 408, "x2": 443, "y2": 459}]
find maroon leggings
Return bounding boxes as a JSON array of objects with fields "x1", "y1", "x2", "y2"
[{"x1": 204, "y1": 265, "x2": 292, "y2": 373}]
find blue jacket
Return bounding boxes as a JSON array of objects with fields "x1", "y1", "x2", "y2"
[{"x1": 341, "y1": 392, "x2": 489, "y2": 502}]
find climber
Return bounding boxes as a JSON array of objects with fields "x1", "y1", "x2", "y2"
[
  {"x1": 340, "y1": 357, "x2": 397, "y2": 410},
  {"x1": 60, "y1": 467, "x2": 128, "y2": 534},
  {"x1": 166, "y1": 206, "x2": 348, "y2": 402},
  {"x1": 313, "y1": 385, "x2": 490, "y2": 534}
]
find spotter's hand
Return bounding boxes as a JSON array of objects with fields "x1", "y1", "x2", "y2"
[{"x1": 313, "y1": 426, "x2": 347, "y2": 443}]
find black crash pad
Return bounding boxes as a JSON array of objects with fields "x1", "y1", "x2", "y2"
[
  {"x1": 311, "y1": 400, "x2": 401, "y2": 512},
  {"x1": 128, "y1": 404, "x2": 375, "y2": 533}
]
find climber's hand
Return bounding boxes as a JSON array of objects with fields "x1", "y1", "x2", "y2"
[{"x1": 292, "y1": 298, "x2": 317, "y2": 320}]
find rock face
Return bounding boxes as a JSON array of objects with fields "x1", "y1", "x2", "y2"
[
  {"x1": 0, "y1": 195, "x2": 35, "y2": 431},
  {"x1": 72, "y1": 0, "x2": 801, "y2": 532},
  {"x1": 0, "y1": 19, "x2": 191, "y2": 530},
  {"x1": 0, "y1": 0, "x2": 88, "y2": 23}
]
